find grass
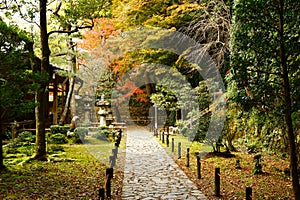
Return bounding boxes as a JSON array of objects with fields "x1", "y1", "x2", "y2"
[
  {"x1": 0, "y1": 135, "x2": 126, "y2": 200},
  {"x1": 157, "y1": 133, "x2": 294, "y2": 199}
]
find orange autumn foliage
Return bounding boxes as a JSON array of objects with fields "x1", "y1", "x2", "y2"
[
  {"x1": 79, "y1": 18, "x2": 148, "y2": 103},
  {"x1": 79, "y1": 18, "x2": 121, "y2": 50}
]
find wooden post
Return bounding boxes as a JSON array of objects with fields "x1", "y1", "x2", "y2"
[
  {"x1": 162, "y1": 132, "x2": 165, "y2": 143},
  {"x1": 186, "y1": 148, "x2": 190, "y2": 167},
  {"x1": 166, "y1": 134, "x2": 169, "y2": 147},
  {"x1": 246, "y1": 187, "x2": 252, "y2": 200},
  {"x1": 115, "y1": 134, "x2": 121, "y2": 147},
  {"x1": 98, "y1": 188, "x2": 105, "y2": 200},
  {"x1": 178, "y1": 142, "x2": 181, "y2": 159},
  {"x1": 112, "y1": 148, "x2": 118, "y2": 158},
  {"x1": 109, "y1": 155, "x2": 115, "y2": 168},
  {"x1": 197, "y1": 154, "x2": 201, "y2": 179},
  {"x1": 215, "y1": 168, "x2": 220, "y2": 196},
  {"x1": 105, "y1": 168, "x2": 113, "y2": 198},
  {"x1": 171, "y1": 138, "x2": 174, "y2": 152},
  {"x1": 52, "y1": 74, "x2": 58, "y2": 124},
  {"x1": 159, "y1": 131, "x2": 161, "y2": 140}
]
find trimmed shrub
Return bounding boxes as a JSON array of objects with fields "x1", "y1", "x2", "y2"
[
  {"x1": 17, "y1": 131, "x2": 35, "y2": 143},
  {"x1": 94, "y1": 127, "x2": 111, "y2": 141},
  {"x1": 49, "y1": 133, "x2": 68, "y2": 144},
  {"x1": 60, "y1": 124, "x2": 70, "y2": 135},
  {"x1": 50, "y1": 125, "x2": 61, "y2": 135},
  {"x1": 50, "y1": 125, "x2": 70, "y2": 135}
]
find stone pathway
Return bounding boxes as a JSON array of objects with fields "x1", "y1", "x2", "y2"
[{"x1": 121, "y1": 127, "x2": 207, "y2": 200}]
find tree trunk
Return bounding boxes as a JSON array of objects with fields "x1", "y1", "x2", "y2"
[
  {"x1": 279, "y1": 0, "x2": 300, "y2": 198},
  {"x1": 34, "y1": 90, "x2": 48, "y2": 160},
  {"x1": 33, "y1": 0, "x2": 50, "y2": 161},
  {"x1": 59, "y1": 77, "x2": 75, "y2": 125},
  {"x1": 59, "y1": 35, "x2": 76, "y2": 125}
]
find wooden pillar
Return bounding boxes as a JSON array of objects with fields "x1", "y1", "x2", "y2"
[
  {"x1": 105, "y1": 168, "x2": 113, "y2": 198},
  {"x1": 215, "y1": 168, "x2": 221, "y2": 196},
  {"x1": 178, "y1": 142, "x2": 181, "y2": 159},
  {"x1": 186, "y1": 148, "x2": 190, "y2": 167},
  {"x1": 246, "y1": 187, "x2": 252, "y2": 200},
  {"x1": 197, "y1": 154, "x2": 201, "y2": 179},
  {"x1": 171, "y1": 138, "x2": 174, "y2": 152},
  {"x1": 53, "y1": 74, "x2": 58, "y2": 124}
]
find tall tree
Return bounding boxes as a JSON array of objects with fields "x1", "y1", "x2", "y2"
[
  {"x1": 0, "y1": 19, "x2": 38, "y2": 168},
  {"x1": 38, "y1": 0, "x2": 111, "y2": 157},
  {"x1": 229, "y1": 0, "x2": 300, "y2": 198},
  {"x1": 48, "y1": 0, "x2": 112, "y2": 124},
  {"x1": 34, "y1": 0, "x2": 50, "y2": 160},
  {"x1": 2, "y1": 0, "x2": 112, "y2": 159}
]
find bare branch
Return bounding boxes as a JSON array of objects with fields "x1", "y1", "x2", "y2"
[
  {"x1": 180, "y1": 0, "x2": 230, "y2": 68},
  {"x1": 53, "y1": 52, "x2": 67, "y2": 57},
  {"x1": 12, "y1": 1, "x2": 40, "y2": 28},
  {"x1": 53, "y1": 0, "x2": 62, "y2": 17},
  {"x1": 48, "y1": 20, "x2": 94, "y2": 36}
]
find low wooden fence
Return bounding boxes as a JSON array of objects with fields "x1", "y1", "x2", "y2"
[
  {"x1": 150, "y1": 126, "x2": 253, "y2": 200},
  {"x1": 98, "y1": 129, "x2": 122, "y2": 200}
]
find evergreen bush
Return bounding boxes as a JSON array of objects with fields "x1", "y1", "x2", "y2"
[
  {"x1": 49, "y1": 133, "x2": 68, "y2": 144},
  {"x1": 50, "y1": 124, "x2": 71, "y2": 135},
  {"x1": 94, "y1": 126, "x2": 110, "y2": 141},
  {"x1": 17, "y1": 131, "x2": 35, "y2": 143}
]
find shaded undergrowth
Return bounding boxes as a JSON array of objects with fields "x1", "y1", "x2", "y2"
[{"x1": 0, "y1": 135, "x2": 126, "y2": 200}]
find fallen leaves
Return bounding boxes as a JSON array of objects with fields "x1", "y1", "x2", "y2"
[{"x1": 0, "y1": 142, "x2": 126, "y2": 200}]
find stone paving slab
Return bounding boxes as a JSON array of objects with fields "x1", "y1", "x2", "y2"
[{"x1": 122, "y1": 127, "x2": 207, "y2": 200}]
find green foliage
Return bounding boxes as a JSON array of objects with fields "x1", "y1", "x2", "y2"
[
  {"x1": 113, "y1": 0, "x2": 202, "y2": 30},
  {"x1": 4, "y1": 137, "x2": 35, "y2": 156},
  {"x1": 17, "y1": 131, "x2": 35, "y2": 143},
  {"x1": 61, "y1": 125, "x2": 70, "y2": 135},
  {"x1": 98, "y1": 126, "x2": 108, "y2": 130},
  {"x1": 48, "y1": 0, "x2": 112, "y2": 68},
  {"x1": 17, "y1": 144, "x2": 35, "y2": 156},
  {"x1": 0, "y1": 20, "x2": 40, "y2": 121},
  {"x1": 1, "y1": 143, "x2": 124, "y2": 199},
  {"x1": 228, "y1": 0, "x2": 300, "y2": 155},
  {"x1": 4, "y1": 140, "x2": 20, "y2": 154},
  {"x1": 94, "y1": 126, "x2": 110, "y2": 140},
  {"x1": 49, "y1": 133, "x2": 68, "y2": 144},
  {"x1": 50, "y1": 125, "x2": 61, "y2": 135},
  {"x1": 50, "y1": 125, "x2": 70, "y2": 135},
  {"x1": 175, "y1": 81, "x2": 211, "y2": 142}
]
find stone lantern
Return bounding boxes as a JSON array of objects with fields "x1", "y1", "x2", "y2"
[
  {"x1": 96, "y1": 94, "x2": 110, "y2": 127},
  {"x1": 82, "y1": 92, "x2": 93, "y2": 125}
]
